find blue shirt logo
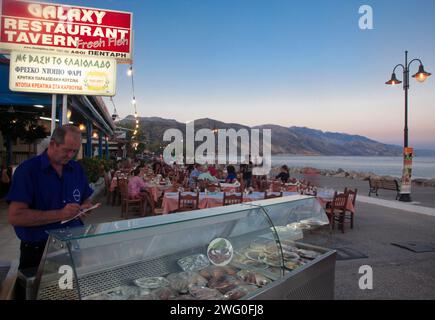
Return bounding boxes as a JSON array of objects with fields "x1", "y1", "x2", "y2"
[{"x1": 73, "y1": 189, "x2": 81, "y2": 202}]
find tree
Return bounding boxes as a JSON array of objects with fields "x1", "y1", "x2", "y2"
[
  {"x1": 0, "y1": 112, "x2": 48, "y2": 165},
  {"x1": 120, "y1": 118, "x2": 148, "y2": 157}
]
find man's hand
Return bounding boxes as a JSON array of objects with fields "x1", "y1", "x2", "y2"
[
  {"x1": 79, "y1": 202, "x2": 101, "y2": 219},
  {"x1": 60, "y1": 203, "x2": 81, "y2": 221}
]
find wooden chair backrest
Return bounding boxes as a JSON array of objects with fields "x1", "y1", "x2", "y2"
[
  {"x1": 270, "y1": 181, "x2": 283, "y2": 192},
  {"x1": 223, "y1": 192, "x2": 243, "y2": 206},
  {"x1": 206, "y1": 183, "x2": 219, "y2": 192},
  {"x1": 117, "y1": 178, "x2": 129, "y2": 198},
  {"x1": 178, "y1": 192, "x2": 199, "y2": 210},
  {"x1": 344, "y1": 188, "x2": 358, "y2": 206},
  {"x1": 331, "y1": 191, "x2": 348, "y2": 210}
]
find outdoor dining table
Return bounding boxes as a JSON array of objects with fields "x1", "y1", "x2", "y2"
[
  {"x1": 142, "y1": 182, "x2": 173, "y2": 202},
  {"x1": 161, "y1": 191, "x2": 299, "y2": 214}
]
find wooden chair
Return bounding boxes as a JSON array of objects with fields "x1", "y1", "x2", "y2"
[
  {"x1": 344, "y1": 188, "x2": 358, "y2": 229},
  {"x1": 176, "y1": 192, "x2": 200, "y2": 212},
  {"x1": 140, "y1": 189, "x2": 155, "y2": 216},
  {"x1": 325, "y1": 191, "x2": 349, "y2": 233},
  {"x1": 223, "y1": 192, "x2": 243, "y2": 206},
  {"x1": 257, "y1": 179, "x2": 269, "y2": 192},
  {"x1": 270, "y1": 181, "x2": 283, "y2": 192},
  {"x1": 197, "y1": 179, "x2": 209, "y2": 192},
  {"x1": 284, "y1": 185, "x2": 298, "y2": 192},
  {"x1": 105, "y1": 173, "x2": 113, "y2": 204},
  {"x1": 118, "y1": 179, "x2": 144, "y2": 219},
  {"x1": 264, "y1": 191, "x2": 283, "y2": 199},
  {"x1": 206, "y1": 182, "x2": 219, "y2": 192}
]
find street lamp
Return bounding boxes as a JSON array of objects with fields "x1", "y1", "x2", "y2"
[{"x1": 385, "y1": 50, "x2": 431, "y2": 202}]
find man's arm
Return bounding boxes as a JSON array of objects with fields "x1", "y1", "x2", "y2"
[{"x1": 8, "y1": 202, "x2": 81, "y2": 227}]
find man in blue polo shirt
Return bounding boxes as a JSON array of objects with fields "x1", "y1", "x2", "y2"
[{"x1": 7, "y1": 124, "x2": 95, "y2": 272}]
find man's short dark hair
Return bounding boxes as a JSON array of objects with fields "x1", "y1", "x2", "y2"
[{"x1": 51, "y1": 124, "x2": 81, "y2": 145}]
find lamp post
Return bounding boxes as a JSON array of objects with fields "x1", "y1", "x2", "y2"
[{"x1": 386, "y1": 50, "x2": 431, "y2": 202}]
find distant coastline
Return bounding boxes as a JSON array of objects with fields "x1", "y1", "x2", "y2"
[{"x1": 271, "y1": 155, "x2": 435, "y2": 181}]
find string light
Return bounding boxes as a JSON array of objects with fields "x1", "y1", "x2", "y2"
[
  {"x1": 110, "y1": 97, "x2": 118, "y2": 121},
  {"x1": 128, "y1": 63, "x2": 141, "y2": 150}
]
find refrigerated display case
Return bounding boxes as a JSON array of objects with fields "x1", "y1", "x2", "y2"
[{"x1": 32, "y1": 194, "x2": 336, "y2": 300}]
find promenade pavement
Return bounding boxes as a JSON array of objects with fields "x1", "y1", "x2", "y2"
[{"x1": 0, "y1": 175, "x2": 434, "y2": 299}]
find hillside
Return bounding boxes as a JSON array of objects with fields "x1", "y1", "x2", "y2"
[{"x1": 117, "y1": 117, "x2": 413, "y2": 156}]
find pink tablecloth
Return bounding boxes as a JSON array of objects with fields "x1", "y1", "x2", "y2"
[
  {"x1": 219, "y1": 183, "x2": 239, "y2": 193},
  {"x1": 162, "y1": 191, "x2": 298, "y2": 214},
  {"x1": 143, "y1": 183, "x2": 172, "y2": 202}
]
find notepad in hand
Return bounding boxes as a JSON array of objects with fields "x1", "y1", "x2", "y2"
[{"x1": 61, "y1": 203, "x2": 101, "y2": 224}]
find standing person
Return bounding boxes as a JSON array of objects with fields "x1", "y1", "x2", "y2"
[
  {"x1": 1, "y1": 164, "x2": 12, "y2": 198},
  {"x1": 225, "y1": 165, "x2": 237, "y2": 183},
  {"x1": 7, "y1": 125, "x2": 96, "y2": 275},
  {"x1": 276, "y1": 165, "x2": 290, "y2": 183},
  {"x1": 240, "y1": 160, "x2": 253, "y2": 188}
]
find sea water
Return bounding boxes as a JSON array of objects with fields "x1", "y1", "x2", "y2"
[{"x1": 272, "y1": 155, "x2": 435, "y2": 179}]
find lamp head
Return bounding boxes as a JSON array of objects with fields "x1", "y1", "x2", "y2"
[
  {"x1": 385, "y1": 72, "x2": 402, "y2": 85},
  {"x1": 412, "y1": 64, "x2": 431, "y2": 83}
]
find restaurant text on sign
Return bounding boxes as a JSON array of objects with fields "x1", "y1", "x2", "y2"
[{"x1": 0, "y1": 0, "x2": 133, "y2": 63}]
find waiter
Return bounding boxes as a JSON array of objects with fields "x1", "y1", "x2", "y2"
[{"x1": 7, "y1": 124, "x2": 96, "y2": 274}]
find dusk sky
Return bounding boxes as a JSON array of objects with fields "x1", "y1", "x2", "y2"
[{"x1": 49, "y1": 0, "x2": 435, "y2": 148}]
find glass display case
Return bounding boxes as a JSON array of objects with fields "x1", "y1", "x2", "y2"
[{"x1": 33, "y1": 195, "x2": 336, "y2": 300}]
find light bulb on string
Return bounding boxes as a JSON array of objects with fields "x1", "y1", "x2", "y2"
[{"x1": 127, "y1": 65, "x2": 133, "y2": 76}]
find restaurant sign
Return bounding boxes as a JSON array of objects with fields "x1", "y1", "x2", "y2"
[
  {"x1": 0, "y1": 0, "x2": 133, "y2": 63},
  {"x1": 9, "y1": 51, "x2": 117, "y2": 96}
]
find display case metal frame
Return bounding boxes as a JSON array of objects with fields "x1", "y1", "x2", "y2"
[{"x1": 31, "y1": 195, "x2": 336, "y2": 300}]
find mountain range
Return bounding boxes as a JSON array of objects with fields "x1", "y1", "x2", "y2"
[{"x1": 117, "y1": 116, "x2": 435, "y2": 156}]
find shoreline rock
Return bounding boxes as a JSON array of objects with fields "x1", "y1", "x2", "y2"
[{"x1": 270, "y1": 166, "x2": 435, "y2": 188}]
